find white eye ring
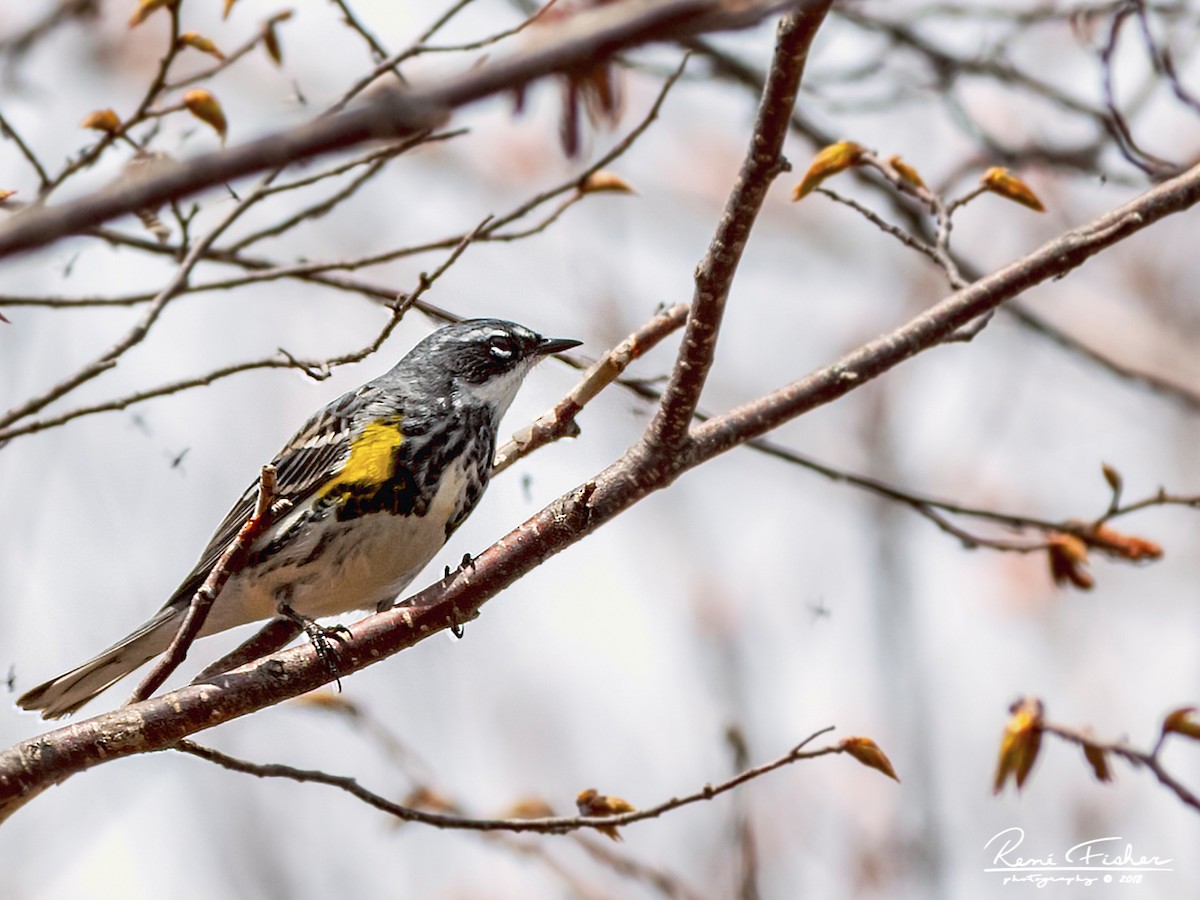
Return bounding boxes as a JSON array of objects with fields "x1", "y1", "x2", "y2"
[{"x1": 489, "y1": 343, "x2": 513, "y2": 359}]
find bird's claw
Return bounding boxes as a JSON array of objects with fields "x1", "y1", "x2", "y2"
[{"x1": 277, "y1": 604, "x2": 349, "y2": 690}]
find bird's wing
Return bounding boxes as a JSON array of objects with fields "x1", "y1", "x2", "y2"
[{"x1": 161, "y1": 383, "x2": 380, "y2": 610}]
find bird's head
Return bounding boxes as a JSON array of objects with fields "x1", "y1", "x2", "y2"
[{"x1": 402, "y1": 318, "x2": 581, "y2": 419}]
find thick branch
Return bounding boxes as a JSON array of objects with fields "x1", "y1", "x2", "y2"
[
  {"x1": 685, "y1": 161, "x2": 1200, "y2": 462},
  {"x1": 687, "y1": 35, "x2": 1200, "y2": 415}
]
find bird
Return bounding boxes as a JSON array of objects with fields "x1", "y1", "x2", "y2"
[{"x1": 18, "y1": 318, "x2": 581, "y2": 719}]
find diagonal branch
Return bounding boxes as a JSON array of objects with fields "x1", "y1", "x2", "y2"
[
  {"x1": 684, "y1": 162, "x2": 1200, "y2": 462},
  {"x1": 686, "y1": 35, "x2": 1200, "y2": 416},
  {"x1": 0, "y1": 4, "x2": 840, "y2": 821}
]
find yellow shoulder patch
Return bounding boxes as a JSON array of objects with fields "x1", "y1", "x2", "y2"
[{"x1": 321, "y1": 418, "x2": 402, "y2": 496}]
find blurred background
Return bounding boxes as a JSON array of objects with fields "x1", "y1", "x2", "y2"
[{"x1": 1, "y1": 1, "x2": 1199, "y2": 897}]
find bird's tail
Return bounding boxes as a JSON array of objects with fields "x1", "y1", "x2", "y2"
[{"x1": 17, "y1": 607, "x2": 182, "y2": 720}]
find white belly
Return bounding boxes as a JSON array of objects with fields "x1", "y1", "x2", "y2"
[{"x1": 200, "y1": 461, "x2": 474, "y2": 635}]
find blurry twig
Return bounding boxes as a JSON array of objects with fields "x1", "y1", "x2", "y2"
[
  {"x1": 0, "y1": 220, "x2": 490, "y2": 442},
  {"x1": 1040, "y1": 719, "x2": 1200, "y2": 814},
  {"x1": 0, "y1": 0, "x2": 789, "y2": 256},
  {"x1": 0, "y1": 110, "x2": 50, "y2": 188},
  {"x1": 0, "y1": 0, "x2": 98, "y2": 60},
  {"x1": 623, "y1": 374, "x2": 1194, "y2": 558},
  {"x1": 422, "y1": 0, "x2": 559, "y2": 54},
  {"x1": 166, "y1": 10, "x2": 296, "y2": 90},
  {"x1": 995, "y1": 697, "x2": 1200, "y2": 814},
  {"x1": 173, "y1": 726, "x2": 843, "y2": 834},
  {"x1": 293, "y1": 691, "x2": 703, "y2": 899}
]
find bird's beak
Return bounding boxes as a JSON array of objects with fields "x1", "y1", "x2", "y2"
[{"x1": 536, "y1": 336, "x2": 582, "y2": 355}]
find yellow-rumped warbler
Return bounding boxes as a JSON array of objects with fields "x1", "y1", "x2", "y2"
[{"x1": 18, "y1": 318, "x2": 580, "y2": 718}]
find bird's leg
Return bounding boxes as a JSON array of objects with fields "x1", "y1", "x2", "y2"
[
  {"x1": 441, "y1": 553, "x2": 475, "y2": 639},
  {"x1": 274, "y1": 588, "x2": 351, "y2": 689}
]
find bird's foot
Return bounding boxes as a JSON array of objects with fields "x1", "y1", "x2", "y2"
[
  {"x1": 443, "y1": 552, "x2": 476, "y2": 580},
  {"x1": 277, "y1": 603, "x2": 350, "y2": 690},
  {"x1": 439, "y1": 553, "x2": 476, "y2": 639}
]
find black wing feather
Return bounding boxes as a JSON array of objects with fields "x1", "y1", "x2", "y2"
[{"x1": 160, "y1": 384, "x2": 380, "y2": 610}]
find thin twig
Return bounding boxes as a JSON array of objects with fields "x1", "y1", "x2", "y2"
[
  {"x1": 1016, "y1": 705, "x2": 1200, "y2": 814},
  {"x1": 0, "y1": 0, "x2": 98, "y2": 59},
  {"x1": 129, "y1": 465, "x2": 285, "y2": 705},
  {"x1": 165, "y1": 10, "x2": 296, "y2": 90},
  {"x1": 38, "y1": 3, "x2": 184, "y2": 200},
  {"x1": 0, "y1": 153, "x2": 285, "y2": 431},
  {"x1": 493, "y1": 303, "x2": 691, "y2": 473},
  {"x1": 173, "y1": 726, "x2": 841, "y2": 833},
  {"x1": 422, "y1": 0, "x2": 559, "y2": 54},
  {"x1": 645, "y1": 7, "x2": 830, "y2": 453},
  {"x1": 689, "y1": 32, "x2": 1200, "y2": 408},
  {"x1": 0, "y1": 109, "x2": 51, "y2": 188},
  {"x1": 684, "y1": 165, "x2": 1200, "y2": 462}
]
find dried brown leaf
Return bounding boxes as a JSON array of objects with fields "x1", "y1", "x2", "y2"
[
  {"x1": 290, "y1": 690, "x2": 361, "y2": 717},
  {"x1": 263, "y1": 24, "x2": 283, "y2": 66},
  {"x1": 792, "y1": 141, "x2": 866, "y2": 201},
  {"x1": 1082, "y1": 742, "x2": 1113, "y2": 784},
  {"x1": 886, "y1": 154, "x2": 926, "y2": 189},
  {"x1": 980, "y1": 166, "x2": 1045, "y2": 212},
  {"x1": 183, "y1": 88, "x2": 228, "y2": 142},
  {"x1": 580, "y1": 170, "x2": 636, "y2": 195},
  {"x1": 994, "y1": 697, "x2": 1044, "y2": 794},
  {"x1": 179, "y1": 32, "x2": 226, "y2": 60},
  {"x1": 402, "y1": 786, "x2": 457, "y2": 813},
  {"x1": 129, "y1": 0, "x2": 171, "y2": 28},
  {"x1": 1088, "y1": 524, "x2": 1163, "y2": 562},
  {"x1": 81, "y1": 109, "x2": 122, "y2": 133},
  {"x1": 1101, "y1": 462, "x2": 1123, "y2": 495},
  {"x1": 576, "y1": 788, "x2": 635, "y2": 841},
  {"x1": 839, "y1": 736, "x2": 901, "y2": 783},
  {"x1": 503, "y1": 797, "x2": 556, "y2": 819},
  {"x1": 1047, "y1": 533, "x2": 1093, "y2": 590},
  {"x1": 1162, "y1": 706, "x2": 1200, "y2": 741}
]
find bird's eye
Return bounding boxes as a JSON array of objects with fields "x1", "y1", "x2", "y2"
[{"x1": 488, "y1": 336, "x2": 515, "y2": 359}]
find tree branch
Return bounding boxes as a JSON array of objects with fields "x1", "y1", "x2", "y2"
[
  {"x1": 173, "y1": 726, "x2": 842, "y2": 834},
  {"x1": 0, "y1": 0, "x2": 799, "y2": 261},
  {"x1": 127, "y1": 465, "x2": 284, "y2": 705},
  {"x1": 644, "y1": 5, "x2": 831, "y2": 453},
  {"x1": 4, "y1": 8, "x2": 1198, "y2": 827},
  {"x1": 685, "y1": 162, "x2": 1200, "y2": 462},
  {"x1": 493, "y1": 303, "x2": 690, "y2": 474}
]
